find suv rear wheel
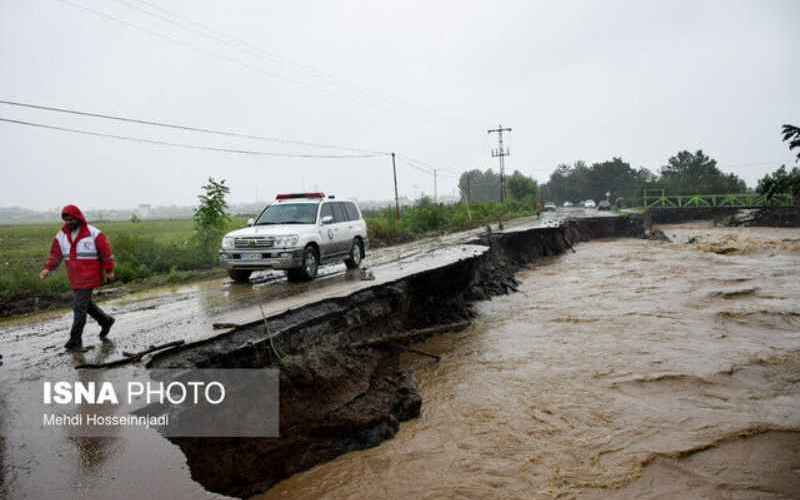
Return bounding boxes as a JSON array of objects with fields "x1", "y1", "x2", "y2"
[
  {"x1": 228, "y1": 269, "x2": 252, "y2": 283},
  {"x1": 345, "y1": 238, "x2": 363, "y2": 269}
]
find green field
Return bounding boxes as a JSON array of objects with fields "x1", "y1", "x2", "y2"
[{"x1": 0, "y1": 217, "x2": 248, "y2": 304}]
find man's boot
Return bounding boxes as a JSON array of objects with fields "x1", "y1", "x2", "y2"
[
  {"x1": 99, "y1": 317, "x2": 115, "y2": 340},
  {"x1": 64, "y1": 334, "x2": 82, "y2": 350}
]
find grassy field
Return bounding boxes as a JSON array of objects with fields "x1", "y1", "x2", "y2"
[
  {"x1": 0, "y1": 217, "x2": 248, "y2": 305},
  {"x1": 0, "y1": 201, "x2": 537, "y2": 311}
]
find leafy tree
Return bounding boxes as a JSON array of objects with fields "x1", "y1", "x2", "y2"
[
  {"x1": 757, "y1": 165, "x2": 800, "y2": 205},
  {"x1": 782, "y1": 124, "x2": 800, "y2": 162},
  {"x1": 458, "y1": 169, "x2": 538, "y2": 205},
  {"x1": 506, "y1": 170, "x2": 538, "y2": 203},
  {"x1": 458, "y1": 169, "x2": 501, "y2": 203},
  {"x1": 541, "y1": 159, "x2": 651, "y2": 205},
  {"x1": 658, "y1": 150, "x2": 746, "y2": 195},
  {"x1": 193, "y1": 177, "x2": 231, "y2": 265}
]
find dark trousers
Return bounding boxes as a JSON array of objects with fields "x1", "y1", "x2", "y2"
[{"x1": 69, "y1": 289, "x2": 112, "y2": 341}]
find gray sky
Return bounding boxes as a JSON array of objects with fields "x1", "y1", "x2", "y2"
[{"x1": 1, "y1": 0, "x2": 798, "y2": 211}]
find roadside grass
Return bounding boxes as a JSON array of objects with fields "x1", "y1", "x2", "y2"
[
  {"x1": 365, "y1": 201, "x2": 538, "y2": 247},
  {"x1": 0, "y1": 217, "x2": 247, "y2": 304}
]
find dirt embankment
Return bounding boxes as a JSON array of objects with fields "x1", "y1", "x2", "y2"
[{"x1": 148, "y1": 216, "x2": 645, "y2": 498}]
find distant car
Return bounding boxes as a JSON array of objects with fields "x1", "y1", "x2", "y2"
[
  {"x1": 583, "y1": 200, "x2": 596, "y2": 209},
  {"x1": 597, "y1": 200, "x2": 611, "y2": 211},
  {"x1": 219, "y1": 192, "x2": 368, "y2": 283},
  {"x1": 563, "y1": 201, "x2": 573, "y2": 208},
  {"x1": 543, "y1": 202, "x2": 557, "y2": 212}
]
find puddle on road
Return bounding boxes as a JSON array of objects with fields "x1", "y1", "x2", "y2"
[{"x1": 258, "y1": 225, "x2": 800, "y2": 500}]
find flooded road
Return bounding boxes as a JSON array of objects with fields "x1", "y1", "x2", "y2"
[{"x1": 258, "y1": 222, "x2": 800, "y2": 499}]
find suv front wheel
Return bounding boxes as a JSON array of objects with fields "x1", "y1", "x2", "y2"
[
  {"x1": 288, "y1": 245, "x2": 319, "y2": 282},
  {"x1": 345, "y1": 238, "x2": 363, "y2": 269}
]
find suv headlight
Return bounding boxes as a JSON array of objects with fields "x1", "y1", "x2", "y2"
[
  {"x1": 274, "y1": 235, "x2": 299, "y2": 248},
  {"x1": 222, "y1": 236, "x2": 235, "y2": 249}
]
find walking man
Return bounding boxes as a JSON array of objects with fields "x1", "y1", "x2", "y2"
[{"x1": 40, "y1": 205, "x2": 116, "y2": 350}]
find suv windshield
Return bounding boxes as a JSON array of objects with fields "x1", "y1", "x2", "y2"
[{"x1": 256, "y1": 203, "x2": 319, "y2": 225}]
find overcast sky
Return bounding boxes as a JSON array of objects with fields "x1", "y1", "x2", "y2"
[{"x1": 1, "y1": 0, "x2": 798, "y2": 211}]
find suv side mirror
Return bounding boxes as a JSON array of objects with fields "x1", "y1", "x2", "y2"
[
  {"x1": 321, "y1": 215, "x2": 334, "y2": 225},
  {"x1": 247, "y1": 218, "x2": 255, "y2": 226}
]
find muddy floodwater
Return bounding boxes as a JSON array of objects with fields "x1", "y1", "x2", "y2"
[{"x1": 259, "y1": 223, "x2": 800, "y2": 500}]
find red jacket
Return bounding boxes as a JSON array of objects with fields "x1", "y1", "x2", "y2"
[{"x1": 45, "y1": 205, "x2": 115, "y2": 290}]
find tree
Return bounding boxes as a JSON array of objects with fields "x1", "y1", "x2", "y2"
[
  {"x1": 193, "y1": 177, "x2": 230, "y2": 265},
  {"x1": 658, "y1": 150, "x2": 746, "y2": 195},
  {"x1": 540, "y1": 159, "x2": 650, "y2": 205},
  {"x1": 506, "y1": 170, "x2": 538, "y2": 203},
  {"x1": 458, "y1": 169, "x2": 501, "y2": 203},
  {"x1": 782, "y1": 124, "x2": 800, "y2": 162},
  {"x1": 757, "y1": 165, "x2": 800, "y2": 205}
]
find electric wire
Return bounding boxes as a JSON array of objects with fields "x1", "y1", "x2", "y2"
[
  {"x1": 116, "y1": 0, "x2": 470, "y2": 124},
  {"x1": 56, "y1": 0, "x2": 465, "y2": 124},
  {"x1": 0, "y1": 99, "x2": 389, "y2": 155},
  {"x1": 0, "y1": 117, "x2": 382, "y2": 159}
]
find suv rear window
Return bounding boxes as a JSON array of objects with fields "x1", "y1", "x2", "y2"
[
  {"x1": 331, "y1": 202, "x2": 349, "y2": 223},
  {"x1": 343, "y1": 202, "x2": 360, "y2": 221}
]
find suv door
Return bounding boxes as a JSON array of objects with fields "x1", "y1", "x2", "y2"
[
  {"x1": 331, "y1": 202, "x2": 352, "y2": 255},
  {"x1": 319, "y1": 202, "x2": 338, "y2": 258}
]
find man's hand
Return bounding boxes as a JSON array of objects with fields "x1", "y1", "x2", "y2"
[
  {"x1": 39, "y1": 269, "x2": 50, "y2": 280},
  {"x1": 105, "y1": 272, "x2": 115, "y2": 284}
]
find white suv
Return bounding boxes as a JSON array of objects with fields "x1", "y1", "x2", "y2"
[{"x1": 219, "y1": 193, "x2": 368, "y2": 282}]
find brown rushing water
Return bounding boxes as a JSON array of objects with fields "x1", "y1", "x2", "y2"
[{"x1": 257, "y1": 223, "x2": 800, "y2": 500}]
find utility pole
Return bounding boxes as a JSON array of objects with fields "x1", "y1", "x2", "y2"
[
  {"x1": 391, "y1": 152, "x2": 400, "y2": 221},
  {"x1": 433, "y1": 169, "x2": 438, "y2": 203},
  {"x1": 488, "y1": 124, "x2": 512, "y2": 203},
  {"x1": 464, "y1": 172, "x2": 473, "y2": 222}
]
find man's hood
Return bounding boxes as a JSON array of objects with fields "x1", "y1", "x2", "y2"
[{"x1": 61, "y1": 204, "x2": 87, "y2": 231}]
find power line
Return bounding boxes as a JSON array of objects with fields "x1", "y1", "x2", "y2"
[
  {"x1": 0, "y1": 98, "x2": 389, "y2": 155},
  {"x1": 397, "y1": 153, "x2": 459, "y2": 174},
  {"x1": 53, "y1": 0, "x2": 392, "y2": 116},
  {"x1": 0, "y1": 116, "x2": 382, "y2": 159},
  {"x1": 55, "y1": 0, "x2": 466, "y2": 125},
  {"x1": 115, "y1": 0, "x2": 340, "y2": 83},
  {"x1": 118, "y1": 0, "x2": 473, "y2": 125},
  {"x1": 398, "y1": 159, "x2": 434, "y2": 175}
]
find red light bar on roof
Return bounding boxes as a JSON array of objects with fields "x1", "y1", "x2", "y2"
[{"x1": 275, "y1": 192, "x2": 325, "y2": 200}]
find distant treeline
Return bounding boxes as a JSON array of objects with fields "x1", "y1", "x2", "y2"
[
  {"x1": 458, "y1": 149, "x2": 796, "y2": 208},
  {"x1": 540, "y1": 150, "x2": 749, "y2": 206}
]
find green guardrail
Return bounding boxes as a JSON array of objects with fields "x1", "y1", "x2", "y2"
[{"x1": 641, "y1": 190, "x2": 794, "y2": 209}]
